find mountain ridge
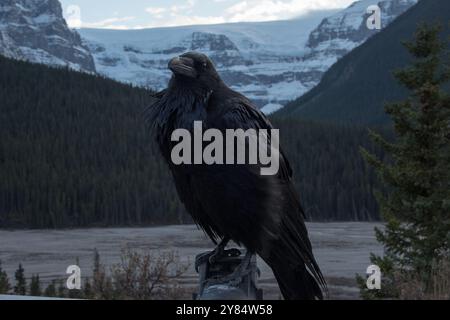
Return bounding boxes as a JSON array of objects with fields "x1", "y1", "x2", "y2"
[
  {"x1": 0, "y1": 0, "x2": 95, "y2": 72},
  {"x1": 0, "y1": 0, "x2": 417, "y2": 112},
  {"x1": 276, "y1": 0, "x2": 449, "y2": 125},
  {"x1": 78, "y1": 0, "x2": 416, "y2": 112}
]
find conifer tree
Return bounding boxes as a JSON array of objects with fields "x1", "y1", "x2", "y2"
[
  {"x1": 83, "y1": 278, "x2": 93, "y2": 299},
  {"x1": 29, "y1": 274, "x2": 42, "y2": 296},
  {"x1": 44, "y1": 280, "x2": 57, "y2": 297},
  {"x1": 14, "y1": 264, "x2": 27, "y2": 295},
  {"x1": 57, "y1": 280, "x2": 66, "y2": 298},
  {"x1": 360, "y1": 24, "x2": 450, "y2": 298},
  {"x1": 0, "y1": 260, "x2": 11, "y2": 294}
]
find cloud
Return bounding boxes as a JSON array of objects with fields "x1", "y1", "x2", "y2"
[
  {"x1": 145, "y1": 7, "x2": 167, "y2": 19},
  {"x1": 81, "y1": 16, "x2": 136, "y2": 29},
  {"x1": 146, "y1": 7, "x2": 167, "y2": 15},
  {"x1": 142, "y1": 0, "x2": 355, "y2": 28},
  {"x1": 225, "y1": 0, "x2": 355, "y2": 22},
  {"x1": 136, "y1": 15, "x2": 226, "y2": 29},
  {"x1": 79, "y1": 0, "x2": 356, "y2": 29},
  {"x1": 148, "y1": 0, "x2": 197, "y2": 15},
  {"x1": 142, "y1": 0, "x2": 227, "y2": 28}
]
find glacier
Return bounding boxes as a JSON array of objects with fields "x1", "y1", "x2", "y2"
[
  {"x1": 79, "y1": 10, "x2": 334, "y2": 110},
  {"x1": 0, "y1": 0, "x2": 418, "y2": 112},
  {"x1": 79, "y1": 0, "x2": 417, "y2": 112}
]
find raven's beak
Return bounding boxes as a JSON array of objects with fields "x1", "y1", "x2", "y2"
[{"x1": 168, "y1": 56, "x2": 197, "y2": 78}]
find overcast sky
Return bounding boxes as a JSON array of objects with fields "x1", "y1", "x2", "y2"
[{"x1": 58, "y1": 0, "x2": 356, "y2": 29}]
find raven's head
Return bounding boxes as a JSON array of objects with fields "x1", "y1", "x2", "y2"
[{"x1": 168, "y1": 52, "x2": 222, "y2": 90}]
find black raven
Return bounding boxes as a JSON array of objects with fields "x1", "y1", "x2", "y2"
[{"x1": 145, "y1": 52, "x2": 325, "y2": 300}]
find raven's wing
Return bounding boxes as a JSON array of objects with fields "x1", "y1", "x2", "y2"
[
  {"x1": 170, "y1": 167, "x2": 223, "y2": 243},
  {"x1": 144, "y1": 89, "x2": 222, "y2": 243},
  {"x1": 213, "y1": 96, "x2": 293, "y2": 180},
  {"x1": 207, "y1": 97, "x2": 326, "y2": 299},
  {"x1": 143, "y1": 89, "x2": 167, "y2": 131}
]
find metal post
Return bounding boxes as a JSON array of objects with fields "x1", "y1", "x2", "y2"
[{"x1": 193, "y1": 248, "x2": 263, "y2": 300}]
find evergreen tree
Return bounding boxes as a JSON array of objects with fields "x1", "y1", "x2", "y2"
[
  {"x1": 92, "y1": 249, "x2": 104, "y2": 296},
  {"x1": 29, "y1": 274, "x2": 42, "y2": 296},
  {"x1": 13, "y1": 264, "x2": 26, "y2": 295},
  {"x1": 57, "y1": 280, "x2": 66, "y2": 298},
  {"x1": 360, "y1": 24, "x2": 450, "y2": 298},
  {"x1": 44, "y1": 280, "x2": 57, "y2": 297},
  {"x1": 0, "y1": 260, "x2": 11, "y2": 294},
  {"x1": 82, "y1": 278, "x2": 93, "y2": 299}
]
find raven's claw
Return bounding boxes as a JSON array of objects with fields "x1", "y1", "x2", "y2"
[
  {"x1": 208, "y1": 247, "x2": 241, "y2": 264},
  {"x1": 208, "y1": 246, "x2": 224, "y2": 264}
]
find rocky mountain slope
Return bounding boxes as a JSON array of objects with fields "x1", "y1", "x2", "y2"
[
  {"x1": 304, "y1": 0, "x2": 417, "y2": 75},
  {"x1": 80, "y1": 0, "x2": 416, "y2": 113},
  {"x1": 277, "y1": 0, "x2": 449, "y2": 125},
  {"x1": 79, "y1": 12, "x2": 331, "y2": 112},
  {"x1": 0, "y1": 0, "x2": 95, "y2": 72},
  {"x1": 0, "y1": 0, "x2": 417, "y2": 112}
]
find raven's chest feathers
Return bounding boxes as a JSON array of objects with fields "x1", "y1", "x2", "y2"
[{"x1": 150, "y1": 88, "x2": 211, "y2": 161}]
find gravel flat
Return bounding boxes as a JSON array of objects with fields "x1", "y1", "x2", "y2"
[{"x1": 0, "y1": 222, "x2": 383, "y2": 299}]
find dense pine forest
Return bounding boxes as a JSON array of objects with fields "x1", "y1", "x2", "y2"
[
  {"x1": 0, "y1": 55, "x2": 386, "y2": 228},
  {"x1": 273, "y1": 118, "x2": 389, "y2": 221},
  {"x1": 0, "y1": 56, "x2": 187, "y2": 228}
]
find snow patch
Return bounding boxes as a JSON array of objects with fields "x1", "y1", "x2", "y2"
[{"x1": 261, "y1": 103, "x2": 284, "y2": 115}]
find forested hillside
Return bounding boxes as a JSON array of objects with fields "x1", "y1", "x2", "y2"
[
  {"x1": 273, "y1": 118, "x2": 389, "y2": 221},
  {"x1": 0, "y1": 55, "x2": 384, "y2": 228},
  {"x1": 277, "y1": 0, "x2": 450, "y2": 125},
  {"x1": 0, "y1": 56, "x2": 187, "y2": 228}
]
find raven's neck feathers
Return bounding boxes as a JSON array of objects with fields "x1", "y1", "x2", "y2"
[
  {"x1": 168, "y1": 75, "x2": 218, "y2": 98},
  {"x1": 145, "y1": 81, "x2": 212, "y2": 143}
]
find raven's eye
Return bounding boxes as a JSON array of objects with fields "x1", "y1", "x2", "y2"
[{"x1": 202, "y1": 62, "x2": 207, "y2": 68}]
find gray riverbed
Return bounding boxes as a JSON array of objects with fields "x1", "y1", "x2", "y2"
[{"x1": 0, "y1": 222, "x2": 383, "y2": 299}]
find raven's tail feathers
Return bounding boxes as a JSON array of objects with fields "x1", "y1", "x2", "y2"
[
  {"x1": 270, "y1": 257, "x2": 324, "y2": 300},
  {"x1": 263, "y1": 197, "x2": 327, "y2": 300}
]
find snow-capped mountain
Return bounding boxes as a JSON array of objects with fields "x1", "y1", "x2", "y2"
[
  {"x1": 0, "y1": 0, "x2": 417, "y2": 112},
  {"x1": 80, "y1": 0, "x2": 416, "y2": 113},
  {"x1": 0, "y1": 0, "x2": 95, "y2": 72},
  {"x1": 79, "y1": 11, "x2": 333, "y2": 112},
  {"x1": 304, "y1": 0, "x2": 418, "y2": 72}
]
